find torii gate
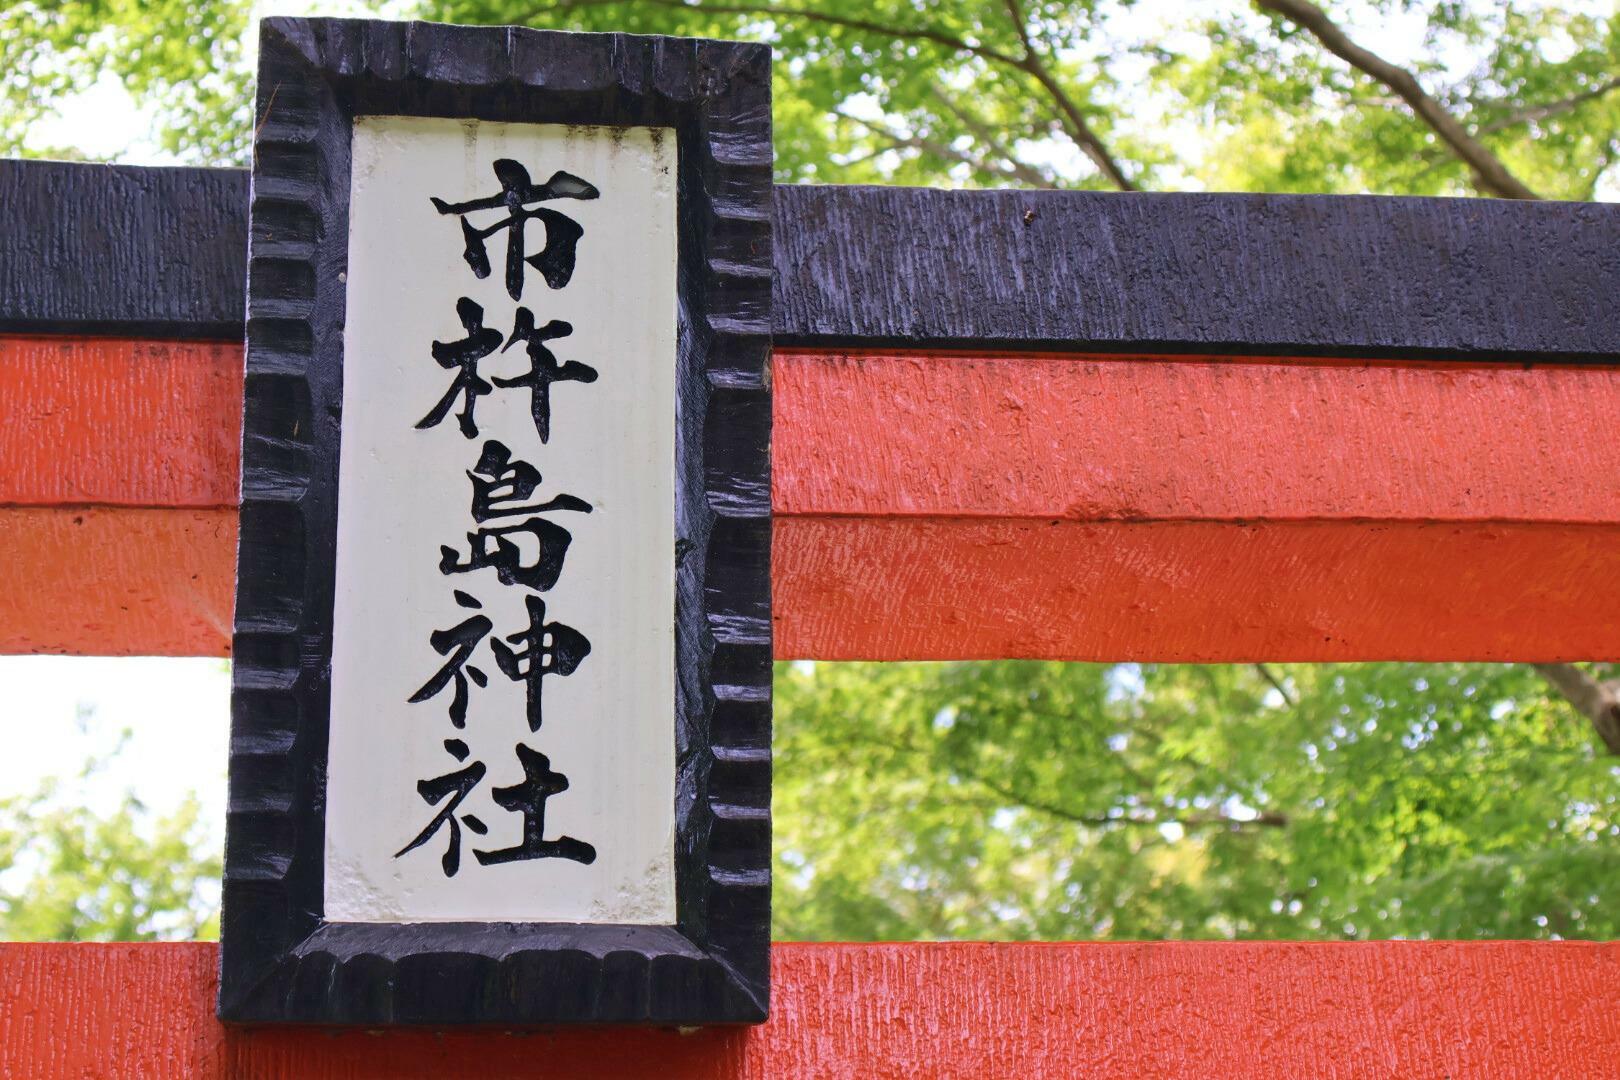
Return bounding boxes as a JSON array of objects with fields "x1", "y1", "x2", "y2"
[{"x1": 2, "y1": 57, "x2": 1620, "y2": 1074}]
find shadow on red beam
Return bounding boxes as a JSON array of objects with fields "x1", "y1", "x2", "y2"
[
  {"x1": 4, "y1": 337, "x2": 1620, "y2": 660},
  {"x1": 2, "y1": 941, "x2": 1618, "y2": 1078}
]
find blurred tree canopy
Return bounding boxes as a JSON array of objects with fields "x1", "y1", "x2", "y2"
[
  {"x1": 0, "y1": 724, "x2": 220, "y2": 941},
  {"x1": 776, "y1": 661, "x2": 1620, "y2": 940},
  {"x1": 4, "y1": 0, "x2": 1616, "y2": 195},
  {"x1": 1, "y1": 0, "x2": 1616, "y2": 941}
]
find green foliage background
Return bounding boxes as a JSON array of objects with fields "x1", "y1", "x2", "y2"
[
  {"x1": 775, "y1": 661, "x2": 1620, "y2": 940},
  {"x1": 2, "y1": 0, "x2": 1616, "y2": 942},
  {"x1": 0, "y1": 719, "x2": 220, "y2": 941}
]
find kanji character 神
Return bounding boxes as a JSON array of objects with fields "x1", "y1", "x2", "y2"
[
  {"x1": 490, "y1": 594, "x2": 591, "y2": 732},
  {"x1": 407, "y1": 590, "x2": 492, "y2": 728}
]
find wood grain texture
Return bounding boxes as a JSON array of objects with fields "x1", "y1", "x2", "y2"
[
  {"x1": 771, "y1": 185, "x2": 1620, "y2": 360},
  {"x1": 773, "y1": 350, "x2": 1620, "y2": 523},
  {"x1": 7, "y1": 340, "x2": 1620, "y2": 660},
  {"x1": 0, "y1": 507, "x2": 235, "y2": 655},
  {"x1": 0, "y1": 335, "x2": 241, "y2": 507},
  {"x1": 775, "y1": 518, "x2": 1620, "y2": 661},
  {"x1": 0, "y1": 159, "x2": 246, "y2": 339},
  {"x1": 12, "y1": 513, "x2": 1617, "y2": 661},
  {"x1": 6, "y1": 514, "x2": 1613, "y2": 662},
  {"x1": 3, "y1": 941, "x2": 1619, "y2": 1078},
  {"x1": 6, "y1": 158, "x2": 1618, "y2": 361},
  {"x1": 18, "y1": 340, "x2": 1620, "y2": 522}
]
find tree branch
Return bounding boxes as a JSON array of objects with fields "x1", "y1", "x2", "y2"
[
  {"x1": 1254, "y1": 663, "x2": 1296, "y2": 707},
  {"x1": 1478, "y1": 75, "x2": 1620, "y2": 135},
  {"x1": 972, "y1": 772, "x2": 1289, "y2": 831},
  {"x1": 833, "y1": 106, "x2": 1051, "y2": 185},
  {"x1": 929, "y1": 82, "x2": 1059, "y2": 189},
  {"x1": 1532, "y1": 663, "x2": 1620, "y2": 755},
  {"x1": 1254, "y1": 0, "x2": 1540, "y2": 199},
  {"x1": 999, "y1": 0, "x2": 1137, "y2": 190},
  {"x1": 1002, "y1": 0, "x2": 1036, "y2": 55},
  {"x1": 537, "y1": 0, "x2": 1027, "y2": 67},
  {"x1": 535, "y1": 0, "x2": 1139, "y2": 190}
]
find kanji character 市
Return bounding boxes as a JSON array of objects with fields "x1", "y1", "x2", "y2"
[{"x1": 430, "y1": 160, "x2": 599, "y2": 300}]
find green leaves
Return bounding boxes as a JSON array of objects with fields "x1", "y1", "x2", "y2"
[
  {"x1": 6, "y1": 1, "x2": 1614, "y2": 194},
  {"x1": 0, "y1": 0, "x2": 250, "y2": 163},
  {"x1": 0, "y1": 736, "x2": 221, "y2": 942},
  {"x1": 4, "y1": 0, "x2": 1617, "y2": 943},
  {"x1": 1184, "y1": 1, "x2": 1619, "y2": 198},
  {"x1": 773, "y1": 661, "x2": 1620, "y2": 941}
]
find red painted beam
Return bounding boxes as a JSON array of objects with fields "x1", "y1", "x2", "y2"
[
  {"x1": 774, "y1": 349, "x2": 1620, "y2": 660},
  {"x1": 776, "y1": 517, "x2": 1619, "y2": 661},
  {"x1": 0, "y1": 336, "x2": 239, "y2": 508},
  {"x1": 2, "y1": 941, "x2": 1617, "y2": 1078},
  {"x1": 773, "y1": 351, "x2": 1620, "y2": 522},
  {"x1": 4, "y1": 336, "x2": 1620, "y2": 659},
  {"x1": 0, "y1": 507, "x2": 234, "y2": 655},
  {"x1": 0, "y1": 336, "x2": 238, "y2": 654}
]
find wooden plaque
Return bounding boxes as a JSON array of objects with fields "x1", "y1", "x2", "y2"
[{"x1": 219, "y1": 16, "x2": 772, "y2": 1026}]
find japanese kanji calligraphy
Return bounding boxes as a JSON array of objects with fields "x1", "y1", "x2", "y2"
[
  {"x1": 430, "y1": 159, "x2": 600, "y2": 300},
  {"x1": 323, "y1": 116, "x2": 677, "y2": 924}
]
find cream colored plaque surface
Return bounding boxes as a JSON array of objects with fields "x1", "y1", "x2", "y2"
[{"x1": 323, "y1": 115, "x2": 677, "y2": 924}]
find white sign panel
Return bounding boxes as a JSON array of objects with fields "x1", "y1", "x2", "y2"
[{"x1": 323, "y1": 115, "x2": 677, "y2": 924}]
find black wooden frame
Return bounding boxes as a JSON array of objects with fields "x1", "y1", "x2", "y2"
[{"x1": 218, "y1": 16, "x2": 772, "y2": 1026}]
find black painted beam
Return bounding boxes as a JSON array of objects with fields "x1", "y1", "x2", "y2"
[
  {"x1": 773, "y1": 184, "x2": 1620, "y2": 360},
  {"x1": 1, "y1": 159, "x2": 248, "y2": 340},
  {"x1": 4, "y1": 157, "x2": 1617, "y2": 359}
]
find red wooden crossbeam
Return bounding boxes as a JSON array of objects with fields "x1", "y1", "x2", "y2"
[
  {"x1": 2, "y1": 941, "x2": 1617, "y2": 1077},
  {"x1": 3, "y1": 334, "x2": 1619, "y2": 660},
  {"x1": 3, "y1": 162, "x2": 1619, "y2": 1073}
]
